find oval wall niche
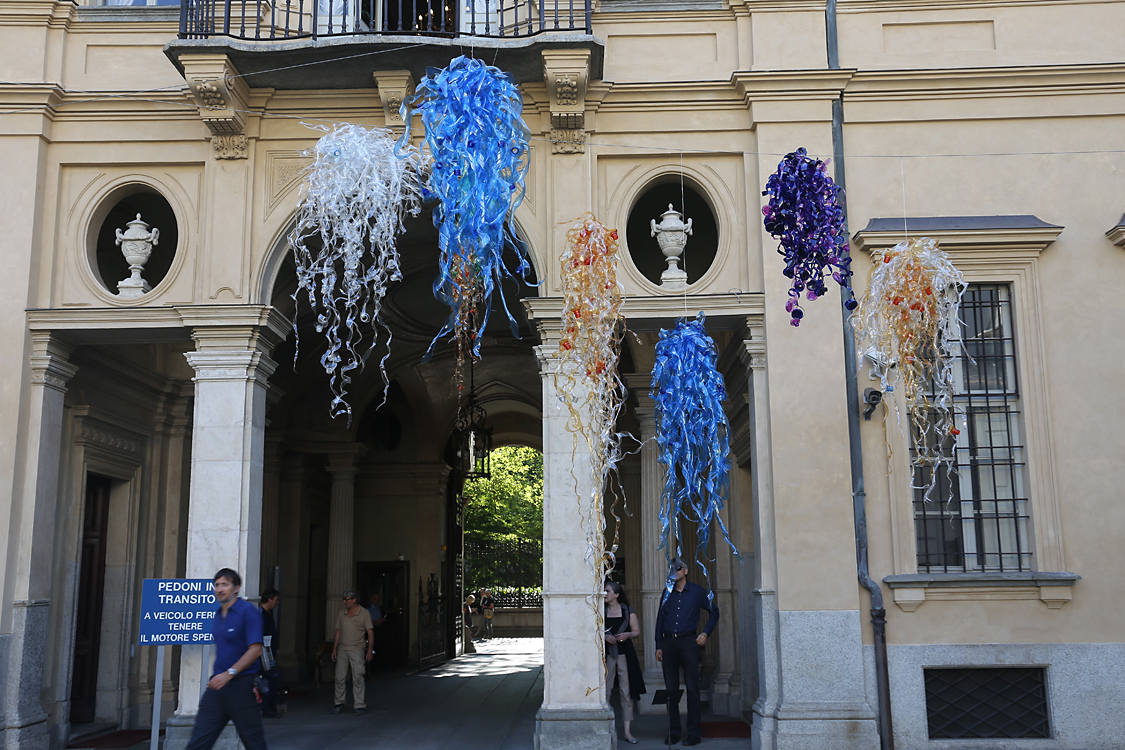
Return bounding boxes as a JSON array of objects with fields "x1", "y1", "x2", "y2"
[
  {"x1": 625, "y1": 180, "x2": 718, "y2": 288},
  {"x1": 92, "y1": 190, "x2": 178, "y2": 298}
]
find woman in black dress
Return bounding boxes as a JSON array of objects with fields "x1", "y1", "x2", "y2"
[{"x1": 605, "y1": 581, "x2": 645, "y2": 744}]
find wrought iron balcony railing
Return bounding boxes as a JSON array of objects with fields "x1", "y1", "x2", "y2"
[{"x1": 180, "y1": 0, "x2": 592, "y2": 40}]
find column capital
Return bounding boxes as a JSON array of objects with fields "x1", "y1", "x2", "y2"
[
  {"x1": 179, "y1": 305, "x2": 290, "y2": 384},
  {"x1": 28, "y1": 331, "x2": 78, "y2": 393},
  {"x1": 741, "y1": 340, "x2": 766, "y2": 371}
]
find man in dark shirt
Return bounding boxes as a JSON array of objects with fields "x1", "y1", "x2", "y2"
[
  {"x1": 185, "y1": 568, "x2": 268, "y2": 750},
  {"x1": 259, "y1": 588, "x2": 281, "y2": 718},
  {"x1": 654, "y1": 559, "x2": 719, "y2": 746}
]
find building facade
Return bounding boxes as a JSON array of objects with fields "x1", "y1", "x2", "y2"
[{"x1": 2, "y1": 0, "x2": 1124, "y2": 749}]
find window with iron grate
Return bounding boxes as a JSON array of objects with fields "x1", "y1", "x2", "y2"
[
  {"x1": 913, "y1": 284, "x2": 1032, "y2": 572},
  {"x1": 924, "y1": 667, "x2": 1050, "y2": 739}
]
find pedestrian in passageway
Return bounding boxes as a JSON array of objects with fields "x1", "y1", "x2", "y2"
[
  {"x1": 185, "y1": 568, "x2": 268, "y2": 750},
  {"x1": 331, "y1": 589, "x2": 373, "y2": 716},
  {"x1": 655, "y1": 559, "x2": 719, "y2": 746},
  {"x1": 604, "y1": 580, "x2": 645, "y2": 745},
  {"x1": 480, "y1": 589, "x2": 496, "y2": 639}
]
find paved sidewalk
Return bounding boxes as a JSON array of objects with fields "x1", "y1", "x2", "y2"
[{"x1": 117, "y1": 638, "x2": 751, "y2": 749}]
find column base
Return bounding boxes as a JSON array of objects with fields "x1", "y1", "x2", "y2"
[
  {"x1": 534, "y1": 707, "x2": 616, "y2": 750},
  {"x1": 164, "y1": 714, "x2": 242, "y2": 750}
]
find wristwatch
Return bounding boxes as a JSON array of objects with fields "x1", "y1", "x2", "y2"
[{"x1": 227, "y1": 668, "x2": 238, "y2": 676}]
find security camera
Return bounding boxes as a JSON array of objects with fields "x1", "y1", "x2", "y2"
[{"x1": 862, "y1": 388, "x2": 883, "y2": 421}]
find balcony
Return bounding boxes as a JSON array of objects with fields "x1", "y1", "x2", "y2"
[{"x1": 166, "y1": 0, "x2": 602, "y2": 89}]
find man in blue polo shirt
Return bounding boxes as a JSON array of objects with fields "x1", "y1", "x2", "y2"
[
  {"x1": 186, "y1": 568, "x2": 268, "y2": 750},
  {"x1": 655, "y1": 558, "x2": 719, "y2": 746}
]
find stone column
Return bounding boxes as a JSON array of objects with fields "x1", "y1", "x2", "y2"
[
  {"x1": 325, "y1": 459, "x2": 358, "y2": 635},
  {"x1": 260, "y1": 436, "x2": 282, "y2": 589},
  {"x1": 532, "y1": 323, "x2": 615, "y2": 750},
  {"x1": 742, "y1": 332, "x2": 783, "y2": 748},
  {"x1": 4, "y1": 332, "x2": 78, "y2": 750},
  {"x1": 276, "y1": 460, "x2": 307, "y2": 680},
  {"x1": 623, "y1": 374, "x2": 669, "y2": 714},
  {"x1": 164, "y1": 307, "x2": 287, "y2": 750}
]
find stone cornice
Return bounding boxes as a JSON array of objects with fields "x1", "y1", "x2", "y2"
[
  {"x1": 732, "y1": 69, "x2": 856, "y2": 104},
  {"x1": 29, "y1": 331, "x2": 77, "y2": 392},
  {"x1": 839, "y1": 0, "x2": 1118, "y2": 12},
  {"x1": 0, "y1": 0, "x2": 76, "y2": 28},
  {"x1": 28, "y1": 306, "x2": 184, "y2": 331},
  {"x1": 852, "y1": 216, "x2": 1063, "y2": 258},
  {"x1": 525, "y1": 294, "x2": 764, "y2": 333},
  {"x1": 845, "y1": 63, "x2": 1125, "y2": 101},
  {"x1": 1106, "y1": 214, "x2": 1125, "y2": 247}
]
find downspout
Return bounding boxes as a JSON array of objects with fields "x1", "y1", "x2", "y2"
[{"x1": 825, "y1": 3, "x2": 895, "y2": 749}]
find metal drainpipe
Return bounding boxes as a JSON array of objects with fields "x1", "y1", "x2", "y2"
[{"x1": 826, "y1": 1, "x2": 895, "y2": 748}]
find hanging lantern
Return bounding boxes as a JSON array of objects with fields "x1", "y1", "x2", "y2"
[{"x1": 454, "y1": 360, "x2": 492, "y2": 480}]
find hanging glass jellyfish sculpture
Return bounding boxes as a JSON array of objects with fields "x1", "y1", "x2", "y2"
[
  {"x1": 762, "y1": 147, "x2": 856, "y2": 326},
  {"x1": 397, "y1": 55, "x2": 533, "y2": 388},
  {"x1": 852, "y1": 237, "x2": 968, "y2": 502},
  {"x1": 650, "y1": 312, "x2": 740, "y2": 595},
  {"x1": 555, "y1": 213, "x2": 628, "y2": 600},
  {"x1": 288, "y1": 122, "x2": 427, "y2": 421}
]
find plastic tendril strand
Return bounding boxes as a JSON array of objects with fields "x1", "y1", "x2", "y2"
[
  {"x1": 397, "y1": 55, "x2": 533, "y2": 388},
  {"x1": 762, "y1": 147, "x2": 857, "y2": 326},
  {"x1": 555, "y1": 214, "x2": 628, "y2": 616},
  {"x1": 650, "y1": 312, "x2": 741, "y2": 598},
  {"x1": 289, "y1": 122, "x2": 427, "y2": 421},
  {"x1": 852, "y1": 237, "x2": 968, "y2": 503}
]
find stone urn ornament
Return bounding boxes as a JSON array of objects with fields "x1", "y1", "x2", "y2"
[
  {"x1": 650, "y1": 204, "x2": 692, "y2": 291},
  {"x1": 115, "y1": 213, "x2": 158, "y2": 298}
]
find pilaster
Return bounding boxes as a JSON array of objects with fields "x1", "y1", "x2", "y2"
[
  {"x1": 5, "y1": 332, "x2": 77, "y2": 750},
  {"x1": 325, "y1": 456, "x2": 360, "y2": 635}
]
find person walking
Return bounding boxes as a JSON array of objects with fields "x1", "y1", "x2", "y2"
[
  {"x1": 258, "y1": 588, "x2": 282, "y2": 718},
  {"x1": 480, "y1": 588, "x2": 496, "y2": 640},
  {"x1": 462, "y1": 595, "x2": 477, "y2": 654},
  {"x1": 331, "y1": 589, "x2": 373, "y2": 715},
  {"x1": 655, "y1": 559, "x2": 719, "y2": 746},
  {"x1": 604, "y1": 581, "x2": 644, "y2": 745},
  {"x1": 365, "y1": 593, "x2": 387, "y2": 675},
  {"x1": 184, "y1": 568, "x2": 268, "y2": 750}
]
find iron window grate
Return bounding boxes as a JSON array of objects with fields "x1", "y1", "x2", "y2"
[
  {"x1": 925, "y1": 667, "x2": 1050, "y2": 739},
  {"x1": 913, "y1": 284, "x2": 1033, "y2": 573}
]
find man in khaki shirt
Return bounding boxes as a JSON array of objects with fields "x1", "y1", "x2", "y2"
[{"x1": 331, "y1": 589, "x2": 373, "y2": 715}]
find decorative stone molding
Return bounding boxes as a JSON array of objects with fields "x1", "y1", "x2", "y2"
[
  {"x1": 211, "y1": 133, "x2": 249, "y2": 160},
  {"x1": 372, "y1": 70, "x2": 415, "y2": 130},
  {"x1": 29, "y1": 332, "x2": 78, "y2": 393},
  {"x1": 550, "y1": 128, "x2": 586, "y2": 155},
  {"x1": 852, "y1": 215, "x2": 1063, "y2": 259},
  {"x1": 885, "y1": 572, "x2": 1080, "y2": 612},
  {"x1": 182, "y1": 54, "x2": 251, "y2": 159},
  {"x1": 543, "y1": 49, "x2": 591, "y2": 154},
  {"x1": 1106, "y1": 214, "x2": 1125, "y2": 247}
]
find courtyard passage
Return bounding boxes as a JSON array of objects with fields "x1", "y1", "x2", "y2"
[{"x1": 73, "y1": 638, "x2": 751, "y2": 749}]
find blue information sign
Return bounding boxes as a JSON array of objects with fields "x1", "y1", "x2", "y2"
[{"x1": 138, "y1": 579, "x2": 218, "y2": 645}]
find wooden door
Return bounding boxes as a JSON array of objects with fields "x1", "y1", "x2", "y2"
[{"x1": 70, "y1": 474, "x2": 112, "y2": 724}]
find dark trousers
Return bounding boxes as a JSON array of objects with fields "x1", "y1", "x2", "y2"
[
  {"x1": 186, "y1": 675, "x2": 269, "y2": 750},
  {"x1": 261, "y1": 668, "x2": 281, "y2": 714},
  {"x1": 661, "y1": 636, "x2": 702, "y2": 739}
]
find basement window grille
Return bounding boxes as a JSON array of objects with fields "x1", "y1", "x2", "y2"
[
  {"x1": 913, "y1": 283, "x2": 1032, "y2": 572},
  {"x1": 925, "y1": 667, "x2": 1050, "y2": 739}
]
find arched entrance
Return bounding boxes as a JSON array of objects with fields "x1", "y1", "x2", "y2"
[{"x1": 259, "y1": 209, "x2": 546, "y2": 682}]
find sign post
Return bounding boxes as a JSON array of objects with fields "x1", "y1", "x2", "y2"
[{"x1": 139, "y1": 579, "x2": 216, "y2": 750}]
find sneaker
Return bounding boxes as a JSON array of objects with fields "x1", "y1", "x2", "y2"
[
  {"x1": 355, "y1": 708, "x2": 366, "y2": 716},
  {"x1": 331, "y1": 704, "x2": 344, "y2": 714}
]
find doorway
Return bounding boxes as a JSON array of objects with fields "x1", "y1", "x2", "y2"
[
  {"x1": 70, "y1": 474, "x2": 112, "y2": 724},
  {"x1": 356, "y1": 561, "x2": 409, "y2": 668}
]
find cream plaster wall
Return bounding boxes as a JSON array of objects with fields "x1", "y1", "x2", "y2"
[{"x1": 3, "y1": 0, "x2": 1125, "y2": 745}]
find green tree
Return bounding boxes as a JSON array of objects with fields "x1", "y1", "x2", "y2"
[{"x1": 463, "y1": 445, "x2": 543, "y2": 544}]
